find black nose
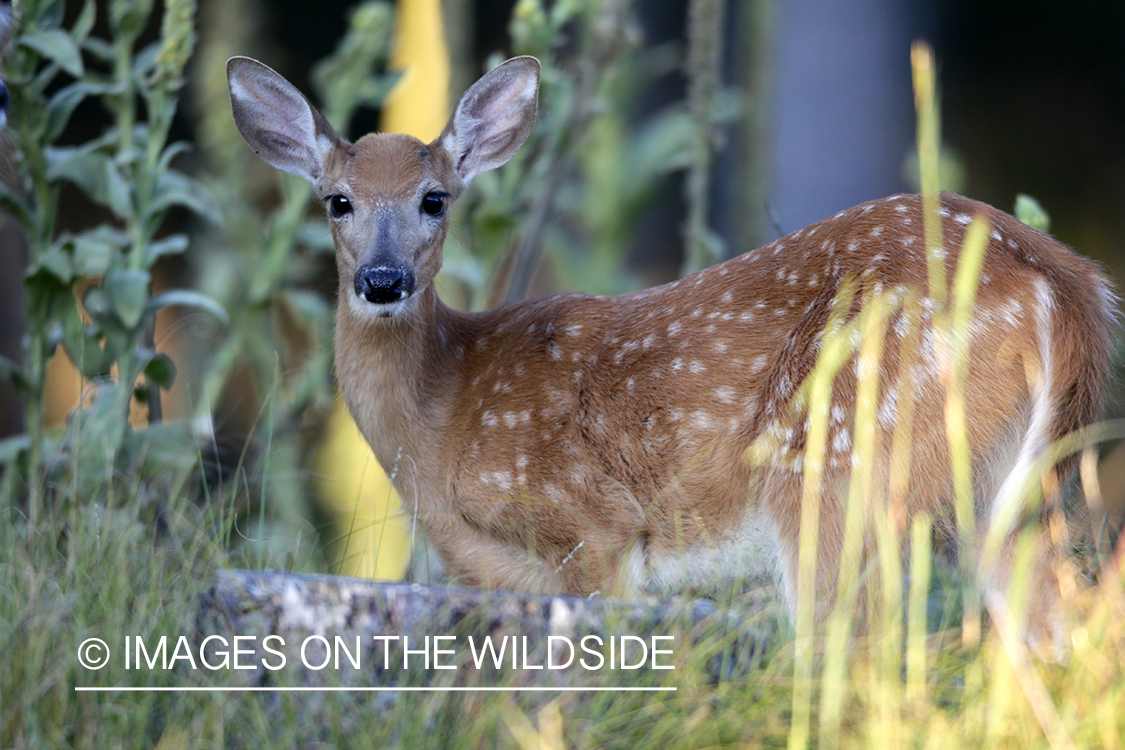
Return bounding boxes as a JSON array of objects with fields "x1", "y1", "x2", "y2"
[{"x1": 353, "y1": 265, "x2": 416, "y2": 305}]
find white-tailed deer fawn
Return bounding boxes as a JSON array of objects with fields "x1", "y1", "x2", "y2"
[{"x1": 228, "y1": 55, "x2": 1115, "y2": 645}]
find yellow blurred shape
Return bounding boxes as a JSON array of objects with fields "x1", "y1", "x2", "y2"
[
  {"x1": 317, "y1": 399, "x2": 411, "y2": 579},
  {"x1": 317, "y1": 0, "x2": 450, "y2": 579},
  {"x1": 382, "y1": 0, "x2": 450, "y2": 140}
]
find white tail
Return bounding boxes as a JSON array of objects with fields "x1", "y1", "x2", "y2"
[{"x1": 228, "y1": 55, "x2": 1115, "y2": 645}]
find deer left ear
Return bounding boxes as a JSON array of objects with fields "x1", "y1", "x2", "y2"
[{"x1": 435, "y1": 56, "x2": 540, "y2": 184}]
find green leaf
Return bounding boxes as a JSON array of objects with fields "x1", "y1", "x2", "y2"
[
  {"x1": 47, "y1": 147, "x2": 112, "y2": 209},
  {"x1": 141, "y1": 351, "x2": 176, "y2": 389},
  {"x1": 31, "y1": 239, "x2": 75, "y2": 283},
  {"x1": 156, "y1": 141, "x2": 192, "y2": 176},
  {"x1": 72, "y1": 226, "x2": 129, "y2": 277},
  {"x1": 20, "y1": 30, "x2": 84, "y2": 78},
  {"x1": 439, "y1": 246, "x2": 487, "y2": 289},
  {"x1": 103, "y1": 269, "x2": 151, "y2": 329},
  {"x1": 1015, "y1": 194, "x2": 1051, "y2": 234},
  {"x1": 60, "y1": 303, "x2": 111, "y2": 380},
  {"x1": 82, "y1": 37, "x2": 116, "y2": 64},
  {"x1": 133, "y1": 41, "x2": 162, "y2": 83},
  {"x1": 0, "y1": 435, "x2": 31, "y2": 466},
  {"x1": 104, "y1": 158, "x2": 133, "y2": 219},
  {"x1": 283, "y1": 289, "x2": 332, "y2": 327},
  {"x1": 111, "y1": 0, "x2": 156, "y2": 38},
  {"x1": 47, "y1": 146, "x2": 103, "y2": 190},
  {"x1": 46, "y1": 81, "x2": 112, "y2": 142},
  {"x1": 46, "y1": 145, "x2": 134, "y2": 219},
  {"x1": 0, "y1": 182, "x2": 32, "y2": 229},
  {"x1": 146, "y1": 290, "x2": 229, "y2": 326},
  {"x1": 70, "y1": 0, "x2": 98, "y2": 44},
  {"x1": 152, "y1": 170, "x2": 221, "y2": 223},
  {"x1": 144, "y1": 234, "x2": 189, "y2": 265},
  {"x1": 82, "y1": 285, "x2": 112, "y2": 321},
  {"x1": 75, "y1": 384, "x2": 129, "y2": 458},
  {"x1": 46, "y1": 83, "x2": 91, "y2": 142}
]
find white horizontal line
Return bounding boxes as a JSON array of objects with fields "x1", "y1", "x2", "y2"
[{"x1": 75, "y1": 686, "x2": 677, "y2": 693}]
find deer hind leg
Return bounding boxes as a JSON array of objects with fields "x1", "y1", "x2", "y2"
[
  {"x1": 977, "y1": 462, "x2": 1080, "y2": 657},
  {"x1": 975, "y1": 355, "x2": 1078, "y2": 654},
  {"x1": 763, "y1": 467, "x2": 858, "y2": 628}
]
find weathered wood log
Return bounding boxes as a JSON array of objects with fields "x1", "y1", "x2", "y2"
[{"x1": 194, "y1": 569, "x2": 774, "y2": 689}]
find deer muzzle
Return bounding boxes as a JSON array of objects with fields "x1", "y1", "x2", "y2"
[{"x1": 353, "y1": 264, "x2": 417, "y2": 308}]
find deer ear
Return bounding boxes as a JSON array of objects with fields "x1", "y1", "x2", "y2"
[
  {"x1": 436, "y1": 56, "x2": 540, "y2": 184},
  {"x1": 227, "y1": 56, "x2": 346, "y2": 183}
]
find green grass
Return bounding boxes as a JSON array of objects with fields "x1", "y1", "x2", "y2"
[{"x1": 2, "y1": 469, "x2": 1122, "y2": 750}]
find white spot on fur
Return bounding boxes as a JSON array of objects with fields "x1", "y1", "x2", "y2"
[
  {"x1": 878, "y1": 387, "x2": 898, "y2": 427},
  {"x1": 691, "y1": 411, "x2": 714, "y2": 430}
]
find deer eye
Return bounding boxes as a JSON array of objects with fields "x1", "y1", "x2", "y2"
[
  {"x1": 328, "y1": 195, "x2": 352, "y2": 217},
  {"x1": 421, "y1": 192, "x2": 446, "y2": 217}
]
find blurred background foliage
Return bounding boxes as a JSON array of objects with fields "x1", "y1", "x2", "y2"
[{"x1": 0, "y1": 0, "x2": 1123, "y2": 573}]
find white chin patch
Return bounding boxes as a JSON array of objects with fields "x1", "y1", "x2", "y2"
[{"x1": 347, "y1": 288, "x2": 411, "y2": 320}]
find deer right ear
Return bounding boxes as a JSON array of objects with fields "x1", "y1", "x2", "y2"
[
  {"x1": 227, "y1": 56, "x2": 345, "y2": 183},
  {"x1": 437, "y1": 56, "x2": 540, "y2": 184}
]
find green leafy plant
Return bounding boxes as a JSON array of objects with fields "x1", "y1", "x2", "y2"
[{"x1": 0, "y1": 0, "x2": 223, "y2": 519}]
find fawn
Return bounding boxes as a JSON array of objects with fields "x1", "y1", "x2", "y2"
[{"x1": 228, "y1": 55, "x2": 1115, "y2": 646}]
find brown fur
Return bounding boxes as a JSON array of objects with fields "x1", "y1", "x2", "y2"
[{"x1": 229, "y1": 56, "x2": 1116, "y2": 647}]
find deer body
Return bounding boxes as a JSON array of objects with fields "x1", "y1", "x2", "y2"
[{"x1": 229, "y1": 56, "x2": 1115, "y2": 640}]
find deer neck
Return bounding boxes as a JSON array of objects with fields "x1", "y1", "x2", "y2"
[{"x1": 334, "y1": 283, "x2": 462, "y2": 476}]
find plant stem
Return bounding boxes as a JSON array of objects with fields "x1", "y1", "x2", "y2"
[{"x1": 682, "y1": 0, "x2": 726, "y2": 275}]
